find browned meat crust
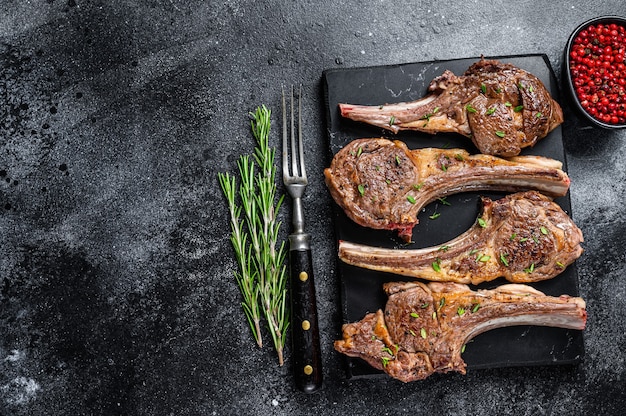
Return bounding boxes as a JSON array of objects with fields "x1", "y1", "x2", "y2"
[
  {"x1": 334, "y1": 281, "x2": 586, "y2": 382},
  {"x1": 338, "y1": 191, "x2": 584, "y2": 285},
  {"x1": 324, "y1": 138, "x2": 570, "y2": 242},
  {"x1": 338, "y1": 59, "x2": 564, "y2": 157}
]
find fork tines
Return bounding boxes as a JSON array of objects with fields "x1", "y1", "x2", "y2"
[{"x1": 282, "y1": 85, "x2": 307, "y2": 184}]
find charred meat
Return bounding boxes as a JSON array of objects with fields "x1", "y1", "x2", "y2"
[
  {"x1": 339, "y1": 191, "x2": 584, "y2": 285},
  {"x1": 334, "y1": 281, "x2": 587, "y2": 382},
  {"x1": 339, "y1": 59, "x2": 564, "y2": 157},
  {"x1": 324, "y1": 138, "x2": 570, "y2": 242}
]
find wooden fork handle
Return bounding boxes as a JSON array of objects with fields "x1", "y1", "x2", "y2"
[{"x1": 289, "y1": 239, "x2": 323, "y2": 393}]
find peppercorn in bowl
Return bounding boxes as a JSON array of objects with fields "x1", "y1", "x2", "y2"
[{"x1": 564, "y1": 16, "x2": 626, "y2": 129}]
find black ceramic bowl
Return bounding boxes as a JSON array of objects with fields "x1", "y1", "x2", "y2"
[{"x1": 563, "y1": 15, "x2": 626, "y2": 129}]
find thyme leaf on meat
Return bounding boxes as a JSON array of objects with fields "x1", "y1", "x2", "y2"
[{"x1": 218, "y1": 105, "x2": 289, "y2": 366}]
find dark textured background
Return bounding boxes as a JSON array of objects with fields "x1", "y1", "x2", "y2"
[{"x1": 1, "y1": 1, "x2": 625, "y2": 415}]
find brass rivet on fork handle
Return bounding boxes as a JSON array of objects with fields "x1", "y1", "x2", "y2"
[{"x1": 282, "y1": 85, "x2": 323, "y2": 393}]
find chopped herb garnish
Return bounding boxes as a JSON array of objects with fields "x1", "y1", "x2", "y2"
[
  {"x1": 421, "y1": 302, "x2": 430, "y2": 309},
  {"x1": 536, "y1": 111, "x2": 542, "y2": 118},
  {"x1": 461, "y1": 344, "x2": 466, "y2": 353},
  {"x1": 486, "y1": 107, "x2": 496, "y2": 115},
  {"x1": 457, "y1": 307, "x2": 466, "y2": 316},
  {"x1": 514, "y1": 105, "x2": 524, "y2": 112},
  {"x1": 410, "y1": 312, "x2": 420, "y2": 318},
  {"x1": 389, "y1": 116, "x2": 396, "y2": 126},
  {"x1": 540, "y1": 226, "x2": 549, "y2": 235},
  {"x1": 519, "y1": 237, "x2": 528, "y2": 242},
  {"x1": 532, "y1": 236, "x2": 539, "y2": 244},
  {"x1": 495, "y1": 130, "x2": 506, "y2": 138},
  {"x1": 420, "y1": 107, "x2": 440, "y2": 125},
  {"x1": 358, "y1": 184, "x2": 365, "y2": 196},
  {"x1": 412, "y1": 183, "x2": 423, "y2": 190},
  {"x1": 429, "y1": 212, "x2": 441, "y2": 220},
  {"x1": 395, "y1": 155, "x2": 401, "y2": 165},
  {"x1": 524, "y1": 263, "x2": 535, "y2": 273},
  {"x1": 469, "y1": 249, "x2": 478, "y2": 255},
  {"x1": 478, "y1": 254, "x2": 491, "y2": 262},
  {"x1": 466, "y1": 104, "x2": 477, "y2": 113},
  {"x1": 407, "y1": 195, "x2": 416, "y2": 204},
  {"x1": 382, "y1": 346, "x2": 393, "y2": 355},
  {"x1": 500, "y1": 253, "x2": 509, "y2": 266},
  {"x1": 439, "y1": 297, "x2": 446, "y2": 309},
  {"x1": 438, "y1": 245, "x2": 449, "y2": 252},
  {"x1": 454, "y1": 153, "x2": 465, "y2": 161},
  {"x1": 432, "y1": 258, "x2": 441, "y2": 272},
  {"x1": 477, "y1": 218, "x2": 487, "y2": 228},
  {"x1": 420, "y1": 328, "x2": 427, "y2": 339},
  {"x1": 438, "y1": 197, "x2": 451, "y2": 206},
  {"x1": 471, "y1": 303, "x2": 480, "y2": 313},
  {"x1": 409, "y1": 329, "x2": 416, "y2": 336},
  {"x1": 382, "y1": 357, "x2": 390, "y2": 367},
  {"x1": 480, "y1": 83, "x2": 487, "y2": 94},
  {"x1": 505, "y1": 101, "x2": 512, "y2": 107},
  {"x1": 357, "y1": 147, "x2": 363, "y2": 157},
  {"x1": 509, "y1": 233, "x2": 517, "y2": 241},
  {"x1": 556, "y1": 261, "x2": 565, "y2": 268}
]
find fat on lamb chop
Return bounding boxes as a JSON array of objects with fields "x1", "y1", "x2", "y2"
[
  {"x1": 324, "y1": 138, "x2": 570, "y2": 242},
  {"x1": 339, "y1": 191, "x2": 584, "y2": 285},
  {"x1": 339, "y1": 59, "x2": 564, "y2": 157},
  {"x1": 334, "y1": 281, "x2": 587, "y2": 382}
]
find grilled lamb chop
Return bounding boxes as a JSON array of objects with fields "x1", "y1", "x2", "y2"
[
  {"x1": 324, "y1": 138, "x2": 570, "y2": 242},
  {"x1": 339, "y1": 191, "x2": 584, "y2": 285},
  {"x1": 334, "y1": 281, "x2": 587, "y2": 382},
  {"x1": 339, "y1": 59, "x2": 563, "y2": 157}
]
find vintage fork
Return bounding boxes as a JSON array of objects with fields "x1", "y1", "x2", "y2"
[{"x1": 282, "y1": 85, "x2": 323, "y2": 393}]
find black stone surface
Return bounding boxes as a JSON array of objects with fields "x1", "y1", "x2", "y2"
[{"x1": 1, "y1": 1, "x2": 625, "y2": 415}]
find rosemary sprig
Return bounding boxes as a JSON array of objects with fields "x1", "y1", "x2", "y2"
[
  {"x1": 218, "y1": 171, "x2": 263, "y2": 347},
  {"x1": 218, "y1": 105, "x2": 288, "y2": 366}
]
